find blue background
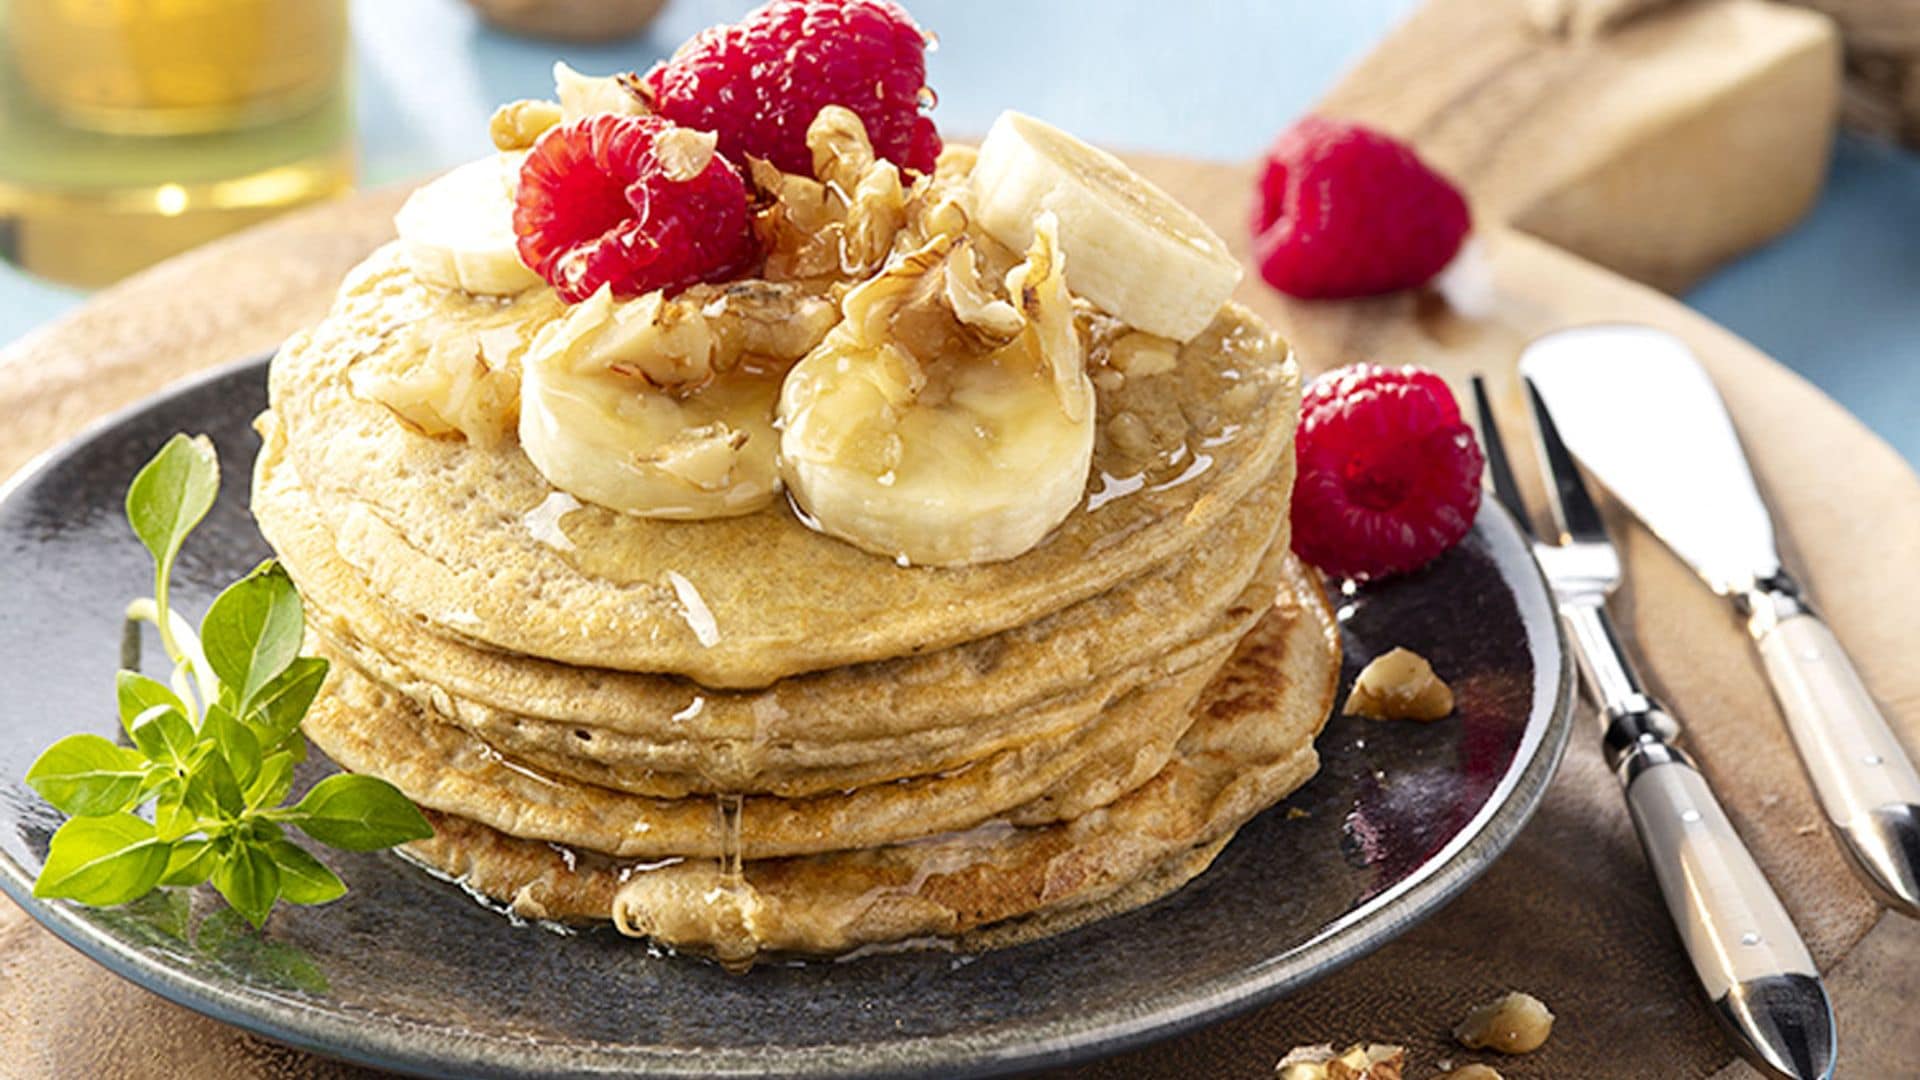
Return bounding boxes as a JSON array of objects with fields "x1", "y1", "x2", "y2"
[{"x1": 3, "y1": 0, "x2": 1914, "y2": 462}]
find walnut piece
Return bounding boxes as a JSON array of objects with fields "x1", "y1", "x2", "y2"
[
  {"x1": 1275, "y1": 1043, "x2": 1405, "y2": 1080},
  {"x1": 489, "y1": 98, "x2": 563, "y2": 151},
  {"x1": 1344, "y1": 647, "x2": 1455, "y2": 722},
  {"x1": 554, "y1": 60, "x2": 648, "y2": 121},
  {"x1": 1440, "y1": 1066, "x2": 1505, "y2": 1080},
  {"x1": 1454, "y1": 991, "x2": 1554, "y2": 1055},
  {"x1": 654, "y1": 127, "x2": 718, "y2": 182}
]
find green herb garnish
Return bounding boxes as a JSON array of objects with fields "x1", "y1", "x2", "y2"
[{"x1": 25, "y1": 434, "x2": 431, "y2": 927}]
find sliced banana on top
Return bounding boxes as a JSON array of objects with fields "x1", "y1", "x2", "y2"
[
  {"x1": 518, "y1": 289, "x2": 789, "y2": 520},
  {"x1": 778, "y1": 216, "x2": 1096, "y2": 567},
  {"x1": 969, "y1": 110, "x2": 1241, "y2": 343},
  {"x1": 394, "y1": 152, "x2": 544, "y2": 296}
]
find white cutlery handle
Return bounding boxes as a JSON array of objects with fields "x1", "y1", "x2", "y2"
[
  {"x1": 1624, "y1": 754, "x2": 1835, "y2": 1080},
  {"x1": 1626, "y1": 756, "x2": 1816, "y2": 996},
  {"x1": 1757, "y1": 612, "x2": 1920, "y2": 914}
]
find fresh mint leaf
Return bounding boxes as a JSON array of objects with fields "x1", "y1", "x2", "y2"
[
  {"x1": 25, "y1": 734, "x2": 149, "y2": 817},
  {"x1": 33, "y1": 814, "x2": 171, "y2": 906},
  {"x1": 267, "y1": 840, "x2": 346, "y2": 906},
  {"x1": 200, "y1": 561, "x2": 304, "y2": 714},
  {"x1": 124, "y1": 434, "x2": 218, "y2": 589},
  {"x1": 246, "y1": 752, "x2": 296, "y2": 811},
  {"x1": 159, "y1": 839, "x2": 217, "y2": 886},
  {"x1": 115, "y1": 671, "x2": 187, "y2": 740},
  {"x1": 247, "y1": 657, "x2": 328, "y2": 748},
  {"x1": 201, "y1": 703, "x2": 261, "y2": 790},
  {"x1": 128, "y1": 704, "x2": 196, "y2": 771},
  {"x1": 279, "y1": 774, "x2": 433, "y2": 850},
  {"x1": 210, "y1": 841, "x2": 280, "y2": 928}
]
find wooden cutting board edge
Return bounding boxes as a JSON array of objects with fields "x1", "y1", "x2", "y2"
[{"x1": 0, "y1": 160, "x2": 1915, "y2": 1078}]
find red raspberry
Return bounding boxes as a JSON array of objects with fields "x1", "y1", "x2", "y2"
[
  {"x1": 641, "y1": 0, "x2": 940, "y2": 177},
  {"x1": 1290, "y1": 363, "x2": 1484, "y2": 580},
  {"x1": 1252, "y1": 116, "x2": 1470, "y2": 300},
  {"x1": 513, "y1": 114, "x2": 756, "y2": 303}
]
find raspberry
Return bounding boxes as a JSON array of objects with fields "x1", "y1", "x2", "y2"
[
  {"x1": 1290, "y1": 363, "x2": 1484, "y2": 580},
  {"x1": 1251, "y1": 116, "x2": 1470, "y2": 300},
  {"x1": 641, "y1": 0, "x2": 940, "y2": 177},
  {"x1": 514, "y1": 114, "x2": 756, "y2": 303}
]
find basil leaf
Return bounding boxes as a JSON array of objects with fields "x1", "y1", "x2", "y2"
[
  {"x1": 124, "y1": 434, "x2": 218, "y2": 584},
  {"x1": 129, "y1": 704, "x2": 197, "y2": 771},
  {"x1": 159, "y1": 838, "x2": 217, "y2": 886},
  {"x1": 151, "y1": 776, "x2": 198, "y2": 841},
  {"x1": 267, "y1": 840, "x2": 346, "y2": 906},
  {"x1": 247, "y1": 657, "x2": 328, "y2": 749},
  {"x1": 115, "y1": 670, "x2": 186, "y2": 740},
  {"x1": 200, "y1": 561, "x2": 304, "y2": 713},
  {"x1": 246, "y1": 752, "x2": 296, "y2": 811},
  {"x1": 201, "y1": 703, "x2": 261, "y2": 790},
  {"x1": 33, "y1": 814, "x2": 171, "y2": 906},
  {"x1": 210, "y1": 840, "x2": 281, "y2": 929},
  {"x1": 281, "y1": 774, "x2": 432, "y2": 851},
  {"x1": 25, "y1": 734, "x2": 149, "y2": 817},
  {"x1": 194, "y1": 738, "x2": 248, "y2": 819}
]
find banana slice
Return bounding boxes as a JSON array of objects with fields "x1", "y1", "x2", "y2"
[
  {"x1": 518, "y1": 289, "x2": 786, "y2": 520},
  {"x1": 969, "y1": 110, "x2": 1240, "y2": 343},
  {"x1": 394, "y1": 152, "x2": 544, "y2": 296},
  {"x1": 778, "y1": 217, "x2": 1095, "y2": 567}
]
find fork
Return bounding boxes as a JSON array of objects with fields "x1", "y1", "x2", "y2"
[{"x1": 1472, "y1": 375, "x2": 1835, "y2": 1080}]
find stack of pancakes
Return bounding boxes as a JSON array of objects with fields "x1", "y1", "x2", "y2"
[{"x1": 252, "y1": 244, "x2": 1340, "y2": 965}]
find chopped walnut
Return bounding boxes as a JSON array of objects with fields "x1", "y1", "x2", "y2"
[
  {"x1": 552, "y1": 282, "x2": 838, "y2": 393},
  {"x1": 642, "y1": 422, "x2": 751, "y2": 491},
  {"x1": 489, "y1": 98, "x2": 563, "y2": 151},
  {"x1": 554, "y1": 61, "x2": 648, "y2": 121},
  {"x1": 1440, "y1": 1066, "x2": 1504, "y2": 1080},
  {"x1": 1454, "y1": 992, "x2": 1554, "y2": 1055},
  {"x1": 752, "y1": 107, "x2": 908, "y2": 282},
  {"x1": 653, "y1": 127, "x2": 719, "y2": 181},
  {"x1": 1344, "y1": 647, "x2": 1455, "y2": 722},
  {"x1": 351, "y1": 324, "x2": 525, "y2": 447},
  {"x1": 1275, "y1": 1043, "x2": 1405, "y2": 1080}
]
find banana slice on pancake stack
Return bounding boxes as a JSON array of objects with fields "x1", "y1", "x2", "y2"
[
  {"x1": 393, "y1": 152, "x2": 543, "y2": 296},
  {"x1": 777, "y1": 218, "x2": 1094, "y2": 566}
]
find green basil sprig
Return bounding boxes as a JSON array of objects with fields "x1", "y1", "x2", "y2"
[{"x1": 24, "y1": 434, "x2": 431, "y2": 928}]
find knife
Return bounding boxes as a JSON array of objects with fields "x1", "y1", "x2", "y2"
[
  {"x1": 1473, "y1": 375, "x2": 1835, "y2": 1080},
  {"x1": 1521, "y1": 325, "x2": 1920, "y2": 917}
]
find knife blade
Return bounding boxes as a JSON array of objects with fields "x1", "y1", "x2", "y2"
[{"x1": 1521, "y1": 325, "x2": 1920, "y2": 916}]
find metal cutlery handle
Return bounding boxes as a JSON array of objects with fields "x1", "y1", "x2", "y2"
[
  {"x1": 1621, "y1": 745, "x2": 1836, "y2": 1080},
  {"x1": 1749, "y1": 602, "x2": 1920, "y2": 915}
]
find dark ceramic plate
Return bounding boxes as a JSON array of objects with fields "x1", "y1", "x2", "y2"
[{"x1": 0, "y1": 359, "x2": 1573, "y2": 1079}]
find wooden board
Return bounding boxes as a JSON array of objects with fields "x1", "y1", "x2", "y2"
[
  {"x1": 1321, "y1": 0, "x2": 1840, "y2": 293},
  {"x1": 0, "y1": 152, "x2": 1916, "y2": 1078}
]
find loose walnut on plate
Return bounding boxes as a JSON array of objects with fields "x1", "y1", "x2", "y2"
[
  {"x1": 1344, "y1": 647, "x2": 1455, "y2": 722},
  {"x1": 1454, "y1": 991, "x2": 1555, "y2": 1054},
  {"x1": 1439, "y1": 1066, "x2": 1504, "y2": 1080},
  {"x1": 1274, "y1": 1042, "x2": 1405, "y2": 1080}
]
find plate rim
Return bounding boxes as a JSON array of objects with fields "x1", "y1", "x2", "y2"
[{"x1": 0, "y1": 356, "x2": 1577, "y2": 1080}]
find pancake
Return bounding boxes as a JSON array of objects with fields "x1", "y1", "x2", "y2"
[
  {"x1": 320, "y1": 552, "x2": 1279, "y2": 800},
  {"x1": 256, "y1": 411, "x2": 1298, "y2": 795},
  {"x1": 303, "y1": 624, "x2": 1236, "y2": 860},
  {"x1": 267, "y1": 243, "x2": 1299, "y2": 687},
  {"x1": 391, "y1": 556, "x2": 1338, "y2": 963}
]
